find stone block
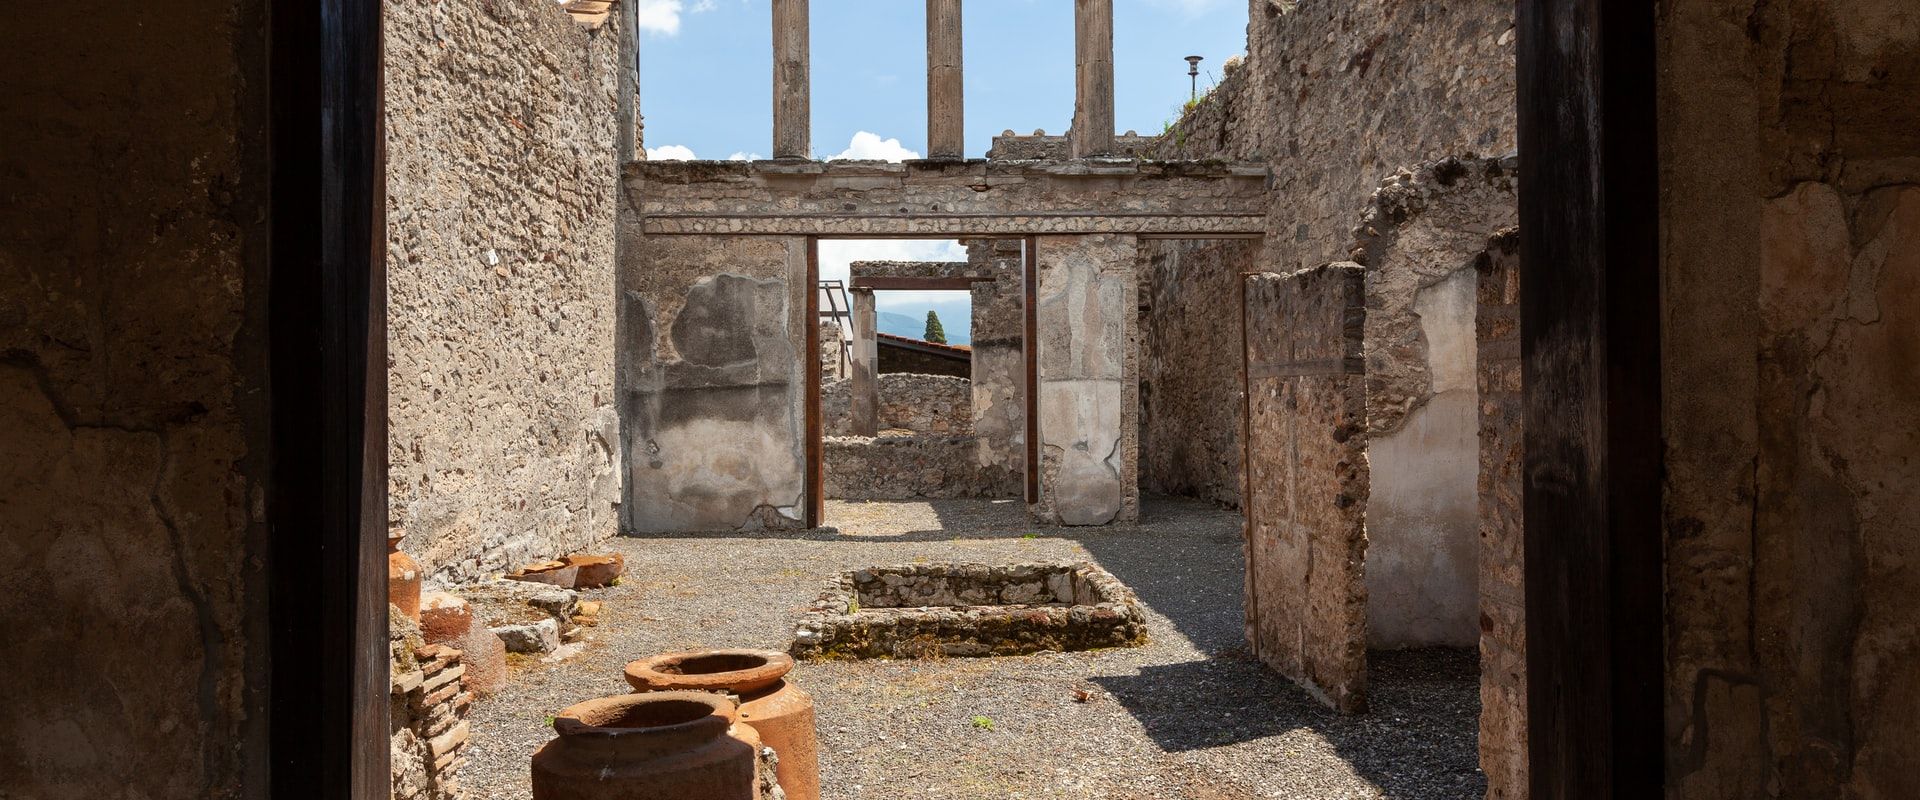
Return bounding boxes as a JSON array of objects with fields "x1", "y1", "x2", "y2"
[{"x1": 492, "y1": 619, "x2": 561, "y2": 654}]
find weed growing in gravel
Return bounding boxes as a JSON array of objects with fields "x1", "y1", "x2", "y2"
[{"x1": 970, "y1": 715, "x2": 995, "y2": 731}]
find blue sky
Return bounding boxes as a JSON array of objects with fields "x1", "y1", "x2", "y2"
[{"x1": 633, "y1": 0, "x2": 1249, "y2": 328}]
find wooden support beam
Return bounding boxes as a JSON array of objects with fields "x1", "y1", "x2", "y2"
[
  {"x1": 1517, "y1": 0, "x2": 1663, "y2": 796},
  {"x1": 851, "y1": 276, "x2": 993, "y2": 291}
]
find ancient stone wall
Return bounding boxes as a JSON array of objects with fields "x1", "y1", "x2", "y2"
[
  {"x1": 618, "y1": 234, "x2": 809, "y2": 532},
  {"x1": 385, "y1": 0, "x2": 623, "y2": 580},
  {"x1": 1352, "y1": 157, "x2": 1516, "y2": 649},
  {"x1": 1474, "y1": 229, "x2": 1524, "y2": 798},
  {"x1": 1660, "y1": 1, "x2": 1920, "y2": 796},
  {"x1": 1138, "y1": 239, "x2": 1255, "y2": 508},
  {"x1": 966, "y1": 239, "x2": 1026, "y2": 477},
  {"x1": 1150, "y1": 1, "x2": 1516, "y2": 272},
  {"x1": 822, "y1": 373, "x2": 972, "y2": 436},
  {"x1": 0, "y1": 1, "x2": 271, "y2": 797},
  {"x1": 1241, "y1": 265, "x2": 1370, "y2": 714},
  {"x1": 1139, "y1": 1, "x2": 1515, "y2": 511},
  {"x1": 822, "y1": 434, "x2": 1019, "y2": 500}
]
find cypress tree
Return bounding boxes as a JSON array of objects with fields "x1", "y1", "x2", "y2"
[{"x1": 924, "y1": 310, "x2": 947, "y2": 344}]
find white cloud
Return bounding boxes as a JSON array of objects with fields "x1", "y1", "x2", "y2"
[
  {"x1": 817, "y1": 240, "x2": 971, "y2": 307},
  {"x1": 690, "y1": 0, "x2": 717, "y2": 11},
  {"x1": 727, "y1": 151, "x2": 764, "y2": 161},
  {"x1": 645, "y1": 144, "x2": 697, "y2": 161},
  {"x1": 829, "y1": 131, "x2": 921, "y2": 162},
  {"x1": 633, "y1": 0, "x2": 684, "y2": 36}
]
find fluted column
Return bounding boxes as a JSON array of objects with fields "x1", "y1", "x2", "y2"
[
  {"x1": 1070, "y1": 0, "x2": 1114, "y2": 158},
  {"x1": 926, "y1": 0, "x2": 964, "y2": 159},
  {"x1": 772, "y1": 0, "x2": 810, "y2": 159}
]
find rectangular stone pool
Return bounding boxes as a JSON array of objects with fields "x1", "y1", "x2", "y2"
[{"x1": 788, "y1": 561, "x2": 1147, "y2": 659}]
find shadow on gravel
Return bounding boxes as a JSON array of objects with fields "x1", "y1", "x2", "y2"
[{"x1": 1095, "y1": 648, "x2": 1487, "y2": 799}]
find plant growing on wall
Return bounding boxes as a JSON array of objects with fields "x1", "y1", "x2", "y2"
[{"x1": 924, "y1": 310, "x2": 948, "y2": 344}]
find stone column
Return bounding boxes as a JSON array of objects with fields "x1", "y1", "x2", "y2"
[
  {"x1": 925, "y1": 0, "x2": 964, "y2": 159},
  {"x1": 1031, "y1": 234, "x2": 1138, "y2": 525},
  {"x1": 849, "y1": 287, "x2": 879, "y2": 436},
  {"x1": 1069, "y1": 0, "x2": 1114, "y2": 158},
  {"x1": 771, "y1": 0, "x2": 810, "y2": 159}
]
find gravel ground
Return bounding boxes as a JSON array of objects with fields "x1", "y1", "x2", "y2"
[{"x1": 461, "y1": 497, "x2": 1483, "y2": 799}]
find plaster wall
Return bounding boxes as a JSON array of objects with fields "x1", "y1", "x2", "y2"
[
  {"x1": 1365, "y1": 269, "x2": 1478, "y2": 648},
  {"x1": 1660, "y1": 1, "x2": 1920, "y2": 796},
  {"x1": 384, "y1": 0, "x2": 623, "y2": 580},
  {"x1": 1032, "y1": 234, "x2": 1140, "y2": 526},
  {"x1": 0, "y1": 1, "x2": 270, "y2": 796},
  {"x1": 618, "y1": 234, "x2": 809, "y2": 532}
]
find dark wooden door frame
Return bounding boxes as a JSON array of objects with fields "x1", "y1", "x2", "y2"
[
  {"x1": 274, "y1": 0, "x2": 1665, "y2": 793},
  {"x1": 269, "y1": 0, "x2": 389, "y2": 797},
  {"x1": 1517, "y1": 0, "x2": 1664, "y2": 797}
]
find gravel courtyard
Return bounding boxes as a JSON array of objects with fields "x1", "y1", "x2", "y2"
[{"x1": 462, "y1": 497, "x2": 1483, "y2": 799}]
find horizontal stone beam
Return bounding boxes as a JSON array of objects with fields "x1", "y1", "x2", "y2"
[{"x1": 628, "y1": 159, "x2": 1271, "y2": 237}]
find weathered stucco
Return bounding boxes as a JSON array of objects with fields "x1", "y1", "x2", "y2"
[
  {"x1": 1660, "y1": 1, "x2": 1920, "y2": 797},
  {"x1": 619, "y1": 235, "x2": 809, "y2": 532},
  {"x1": 0, "y1": 0, "x2": 270, "y2": 796},
  {"x1": 385, "y1": 0, "x2": 624, "y2": 580},
  {"x1": 1032, "y1": 234, "x2": 1140, "y2": 526},
  {"x1": 1354, "y1": 157, "x2": 1517, "y2": 649}
]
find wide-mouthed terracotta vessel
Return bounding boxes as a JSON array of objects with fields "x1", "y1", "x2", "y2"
[
  {"x1": 387, "y1": 533, "x2": 421, "y2": 620},
  {"x1": 531, "y1": 691, "x2": 761, "y2": 800},
  {"x1": 625, "y1": 649, "x2": 819, "y2": 800}
]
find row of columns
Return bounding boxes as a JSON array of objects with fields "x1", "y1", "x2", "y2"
[{"x1": 769, "y1": 0, "x2": 1118, "y2": 160}]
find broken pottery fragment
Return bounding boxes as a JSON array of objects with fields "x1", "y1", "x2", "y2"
[
  {"x1": 531, "y1": 691, "x2": 762, "y2": 800},
  {"x1": 562, "y1": 553, "x2": 624, "y2": 588},
  {"x1": 506, "y1": 560, "x2": 580, "y2": 589}
]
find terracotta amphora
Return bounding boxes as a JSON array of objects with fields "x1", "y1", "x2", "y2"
[
  {"x1": 625, "y1": 649, "x2": 819, "y2": 800},
  {"x1": 387, "y1": 533, "x2": 422, "y2": 620},
  {"x1": 531, "y1": 691, "x2": 762, "y2": 800}
]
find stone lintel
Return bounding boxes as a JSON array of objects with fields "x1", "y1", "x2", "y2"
[{"x1": 629, "y1": 159, "x2": 1271, "y2": 237}]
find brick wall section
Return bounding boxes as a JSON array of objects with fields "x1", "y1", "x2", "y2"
[
  {"x1": 385, "y1": 0, "x2": 624, "y2": 580},
  {"x1": 390, "y1": 615, "x2": 474, "y2": 800},
  {"x1": 1241, "y1": 265, "x2": 1370, "y2": 713},
  {"x1": 1474, "y1": 229, "x2": 1524, "y2": 798}
]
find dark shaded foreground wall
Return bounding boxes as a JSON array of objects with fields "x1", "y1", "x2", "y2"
[
  {"x1": 1140, "y1": 0, "x2": 1516, "y2": 508},
  {"x1": 1660, "y1": 0, "x2": 1920, "y2": 796},
  {"x1": 0, "y1": 0, "x2": 270, "y2": 797}
]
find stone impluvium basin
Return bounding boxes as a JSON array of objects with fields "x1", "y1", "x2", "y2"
[{"x1": 788, "y1": 561, "x2": 1147, "y2": 660}]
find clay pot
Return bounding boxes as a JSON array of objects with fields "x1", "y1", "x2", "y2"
[
  {"x1": 563, "y1": 553, "x2": 625, "y2": 588},
  {"x1": 625, "y1": 650, "x2": 819, "y2": 800},
  {"x1": 531, "y1": 691, "x2": 762, "y2": 800},
  {"x1": 388, "y1": 534, "x2": 422, "y2": 621}
]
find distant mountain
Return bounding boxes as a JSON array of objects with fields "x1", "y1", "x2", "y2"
[{"x1": 875, "y1": 302, "x2": 972, "y2": 345}]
